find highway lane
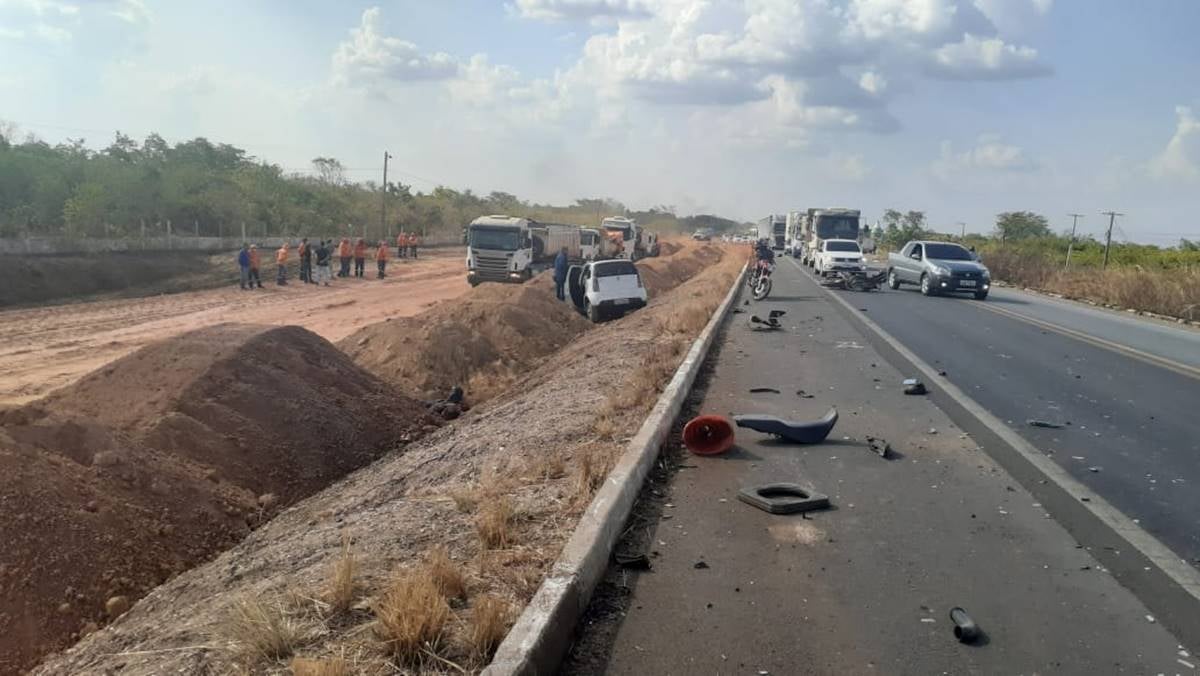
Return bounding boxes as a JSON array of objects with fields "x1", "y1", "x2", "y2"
[
  {"x1": 802, "y1": 258, "x2": 1200, "y2": 567},
  {"x1": 984, "y1": 286, "x2": 1200, "y2": 374}
]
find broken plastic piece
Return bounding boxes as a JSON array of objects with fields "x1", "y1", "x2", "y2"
[
  {"x1": 1027, "y1": 419, "x2": 1065, "y2": 429},
  {"x1": 614, "y1": 552, "x2": 652, "y2": 570},
  {"x1": 733, "y1": 408, "x2": 838, "y2": 444},
  {"x1": 682, "y1": 415, "x2": 735, "y2": 456},
  {"x1": 949, "y1": 607, "x2": 982, "y2": 644},
  {"x1": 903, "y1": 379, "x2": 927, "y2": 395},
  {"x1": 749, "y1": 387, "x2": 781, "y2": 394},
  {"x1": 738, "y1": 483, "x2": 830, "y2": 514},
  {"x1": 866, "y1": 436, "x2": 891, "y2": 459}
]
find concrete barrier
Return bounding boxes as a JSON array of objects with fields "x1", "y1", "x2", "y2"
[{"x1": 482, "y1": 263, "x2": 747, "y2": 676}]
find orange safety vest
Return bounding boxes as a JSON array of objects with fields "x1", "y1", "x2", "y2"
[
  {"x1": 376, "y1": 243, "x2": 390, "y2": 261},
  {"x1": 354, "y1": 240, "x2": 366, "y2": 257},
  {"x1": 248, "y1": 248, "x2": 261, "y2": 268},
  {"x1": 338, "y1": 240, "x2": 351, "y2": 257},
  {"x1": 276, "y1": 246, "x2": 288, "y2": 264}
]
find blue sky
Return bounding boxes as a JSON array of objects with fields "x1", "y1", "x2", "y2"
[{"x1": 1, "y1": 0, "x2": 1198, "y2": 244}]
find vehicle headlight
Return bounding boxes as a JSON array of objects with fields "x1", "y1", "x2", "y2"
[
  {"x1": 933, "y1": 265, "x2": 951, "y2": 276},
  {"x1": 980, "y1": 267, "x2": 990, "y2": 277}
]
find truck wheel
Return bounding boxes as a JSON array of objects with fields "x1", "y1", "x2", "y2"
[
  {"x1": 586, "y1": 301, "x2": 601, "y2": 323},
  {"x1": 920, "y1": 274, "x2": 936, "y2": 296},
  {"x1": 887, "y1": 269, "x2": 900, "y2": 289}
]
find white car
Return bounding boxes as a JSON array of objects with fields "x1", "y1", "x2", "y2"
[
  {"x1": 566, "y1": 259, "x2": 648, "y2": 322},
  {"x1": 814, "y1": 239, "x2": 865, "y2": 276}
]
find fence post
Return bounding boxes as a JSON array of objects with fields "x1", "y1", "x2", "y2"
[
  {"x1": 140, "y1": 219, "x2": 146, "y2": 250},
  {"x1": 167, "y1": 219, "x2": 172, "y2": 250},
  {"x1": 241, "y1": 221, "x2": 246, "y2": 243}
]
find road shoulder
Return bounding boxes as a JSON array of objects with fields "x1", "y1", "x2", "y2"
[{"x1": 563, "y1": 263, "x2": 1190, "y2": 675}]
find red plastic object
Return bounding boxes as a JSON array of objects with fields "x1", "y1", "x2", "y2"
[{"x1": 682, "y1": 415, "x2": 735, "y2": 456}]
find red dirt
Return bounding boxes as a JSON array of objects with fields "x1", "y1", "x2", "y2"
[{"x1": 0, "y1": 323, "x2": 433, "y2": 675}]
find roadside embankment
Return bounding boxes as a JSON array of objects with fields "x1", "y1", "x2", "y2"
[{"x1": 33, "y1": 241, "x2": 741, "y2": 675}]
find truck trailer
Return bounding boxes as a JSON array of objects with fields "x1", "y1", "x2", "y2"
[
  {"x1": 466, "y1": 215, "x2": 583, "y2": 285},
  {"x1": 757, "y1": 214, "x2": 787, "y2": 250}
]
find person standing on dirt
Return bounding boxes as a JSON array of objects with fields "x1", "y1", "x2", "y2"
[
  {"x1": 553, "y1": 246, "x2": 569, "y2": 301},
  {"x1": 337, "y1": 237, "x2": 352, "y2": 277},
  {"x1": 299, "y1": 237, "x2": 312, "y2": 284},
  {"x1": 237, "y1": 244, "x2": 251, "y2": 290},
  {"x1": 275, "y1": 242, "x2": 289, "y2": 285},
  {"x1": 409, "y1": 232, "x2": 420, "y2": 259},
  {"x1": 353, "y1": 237, "x2": 367, "y2": 278},
  {"x1": 376, "y1": 239, "x2": 390, "y2": 278},
  {"x1": 395, "y1": 231, "x2": 406, "y2": 259},
  {"x1": 315, "y1": 240, "x2": 332, "y2": 286},
  {"x1": 248, "y1": 244, "x2": 263, "y2": 289}
]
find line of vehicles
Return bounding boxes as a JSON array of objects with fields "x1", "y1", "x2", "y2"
[
  {"x1": 465, "y1": 215, "x2": 659, "y2": 287},
  {"x1": 755, "y1": 207, "x2": 991, "y2": 300}
]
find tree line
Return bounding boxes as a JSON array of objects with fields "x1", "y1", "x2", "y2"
[{"x1": 0, "y1": 126, "x2": 733, "y2": 242}]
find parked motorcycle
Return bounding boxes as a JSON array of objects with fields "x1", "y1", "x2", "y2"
[
  {"x1": 821, "y1": 268, "x2": 888, "y2": 292},
  {"x1": 748, "y1": 260, "x2": 775, "y2": 300}
]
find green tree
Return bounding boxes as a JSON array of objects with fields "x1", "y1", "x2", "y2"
[{"x1": 995, "y1": 211, "x2": 1050, "y2": 241}]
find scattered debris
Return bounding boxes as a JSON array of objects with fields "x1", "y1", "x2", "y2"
[
  {"x1": 903, "y1": 378, "x2": 927, "y2": 395},
  {"x1": 1088, "y1": 466, "x2": 1102, "y2": 473},
  {"x1": 738, "y1": 483, "x2": 831, "y2": 515},
  {"x1": 749, "y1": 387, "x2": 781, "y2": 394},
  {"x1": 682, "y1": 415, "x2": 735, "y2": 456},
  {"x1": 928, "y1": 428, "x2": 938, "y2": 435},
  {"x1": 1027, "y1": 419, "x2": 1065, "y2": 429},
  {"x1": 866, "y1": 436, "x2": 892, "y2": 459},
  {"x1": 950, "y1": 607, "x2": 982, "y2": 644},
  {"x1": 937, "y1": 370, "x2": 947, "y2": 376},
  {"x1": 749, "y1": 314, "x2": 783, "y2": 331},
  {"x1": 614, "y1": 552, "x2": 652, "y2": 570},
  {"x1": 733, "y1": 408, "x2": 838, "y2": 444},
  {"x1": 795, "y1": 390, "x2": 815, "y2": 399},
  {"x1": 693, "y1": 561, "x2": 710, "y2": 570},
  {"x1": 732, "y1": 308, "x2": 745, "y2": 314}
]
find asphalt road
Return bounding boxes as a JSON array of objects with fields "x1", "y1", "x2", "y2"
[
  {"x1": 807, "y1": 258, "x2": 1200, "y2": 568},
  {"x1": 566, "y1": 260, "x2": 1191, "y2": 675}
]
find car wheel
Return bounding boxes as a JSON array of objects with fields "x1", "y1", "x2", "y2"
[
  {"x1": 974, "y1": 290, "x2": 988, "y2": 300},
  {"x1": 887, "y1": 269, "x2": 901, "y2": 289},
  {"x1": 920, "y1": 274, "x2": 936, "y2": 296},
  {"x1": 586, "y1": 301, "x2": 601, "y2": 322}
]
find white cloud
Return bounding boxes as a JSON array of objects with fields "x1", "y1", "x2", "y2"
[
  {"x1": 934, "y1": 134, "x2": 1039, "y2": 177},
  {"x1": 33, "y1": 20, "x2": 68, "y2": 41},
  {"x1": 512, "y1": 0, "x2": 654, "y2": 22},
  {"x1": 1148, "y1": 106, "x2": 1200, "y2": 181},
  {"x1": 331, "y1": 7, "x2": 460, "y2": 87},
  {"x1": 929, "y1": 33, "x2": 1049, "y2": 79},
  {"x1": 109, "y1": 0, "x2": 147, "y2": 25},
  {"x1": 0, "y1": 26, "x2": 25, "y2": 38},
  {"x1": 831, "y1": 152, "x2": 871, "y2": 181}
]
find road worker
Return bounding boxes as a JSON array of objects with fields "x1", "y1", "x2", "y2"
[
  {"x1": 353, "y1": 237, "x2": 367, "y2": 278},
  {"x1": 237, "y1": 243, "x2": 251, "y2": 290},
  {"x1": 248, "y1": 244, "x2": 263, "y2": 289},
  {"x1": 409, "y1": 232, "x2": 420, "y2": 259},
  {"x1": 337, "y1": 237, "x2": 352, "y2": 277},
  {"x1": 276, "y1": 242, "x2": 289, "y2": 285},
  {"x1": 298, "y1": 238, "x2": 312, "y2": 283},
  {"x1": 376, "y1": 238, "x2": 390, "y2": 278}
]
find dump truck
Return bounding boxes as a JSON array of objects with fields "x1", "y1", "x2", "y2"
[
  {"x1": 465, "y1": 215, "x2": 582, "y2": 285},
  {"x1": 601, "y1": 216, "x2": 658, "y2": 260}
]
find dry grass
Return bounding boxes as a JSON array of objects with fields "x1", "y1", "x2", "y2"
[
  {"x1": 527, "y1": 450, "x2": 566, "y2": 481},
  {"x1": 475, "y1": 496, "x2": 516, "y2": 549},
  {"x1": 324, "y1": 540, "x2": 356, "y2": 614},
  {"x1": 450, "y1": 486, "x2": 479, "y2": 513},
  {"x1": 426, "y1": 546, "x2": 466, "y2": 600},
  {"x1": 468, "y1": 595, "x2": 514, "y2": 662},
  {"x1": 290, "y1": 656, "x2": 349, "y2": 676},
  {"x1": 225, "y1": 594, "x2": 305, "y2": 661},
  {"x1": 373, "y1": 570, "x2": 452, "y2": 665},
  {"x1": 591, "y1": 410, "x2": 617, "y2": 440}
]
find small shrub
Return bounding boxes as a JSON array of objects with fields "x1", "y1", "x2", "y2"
[
  {"x1": 373, "y1": 571, "x2": 451, "y2": 665},
  {"x1": 324, "y1": 541, "x2": 356, "y2": 614},
  {"x1": 469, "y1": 594, "x2": 514, "y2": 662},
  {"x1": 476, "y1": 496, "x2": 515, "y2": 549},
  {"x1": 426, "y1": 546, "x2": 465, "y2": 600},
  {"x1": 226, "y1": 594, "x2": 304, "y2": 661},
  {"x1": 290, "y1": 656, "x2": 349, "y2": 676}
]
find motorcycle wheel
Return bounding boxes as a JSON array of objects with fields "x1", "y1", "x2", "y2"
[{"x1": 752, "y1": 276, "x2": 773, "y2": 300}]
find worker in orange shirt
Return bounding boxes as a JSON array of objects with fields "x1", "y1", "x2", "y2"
[
  {"x1": 353, "y1": 237, "x2": 367, "y2": 278},
  {"x1": 396, "y1": 231, "x2": 407, "y2": 258},
  {"x1": 247, "y1": 244, "x2": 263, "y2": 289},
  {"x1": 275, "y1": 242, "x2": 289, "y2": 285},
  {"x1": 409, "y1": 232, "x2": 420, "y2": 259},
  {"x1": 337, "y1": 237, "x2": 351, "y2": 277},
  {"x1": 376, "y1": 239, "x2": 390, "y2": 278}
]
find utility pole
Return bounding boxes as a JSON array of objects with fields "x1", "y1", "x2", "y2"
[
  {"x1": 1064, "y1": 213, "x2": 1084, "y2": 269},
  {"x1": 381, "y1": 151, "x2": 392, "y2": 241},
  {"x1": 1100, "y1": 211, "x2": 1123, "y2": 269},
  {"x1": 957, "y1": 222, "x2": 966, "y2": 239}
]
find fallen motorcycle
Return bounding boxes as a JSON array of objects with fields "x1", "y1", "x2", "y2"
[{"x1": 821, "y1": 268, "x2": 888, "y2": 292}]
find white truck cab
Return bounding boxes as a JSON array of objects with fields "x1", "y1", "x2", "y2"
[
  {"x1": 813, "y1": 238, "x2": 865, "y2": 276},
  {"x1": 567, "y1": 259, "x2": 648, "y2": 322}
]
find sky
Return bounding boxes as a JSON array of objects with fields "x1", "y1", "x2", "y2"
[{"x1": 1, "y1": 0, "x2": 1198, "y2": 244}]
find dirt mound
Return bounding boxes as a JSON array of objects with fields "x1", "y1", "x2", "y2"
[
  {"x1": 636, "y1": 241, "x2": 726, "y2": 296},
  {"x1": 2, "y1": 324, "x2": 433, "y2": 674},
  {"x1": 340, "y1": 275, "x2": 592, "y2": 402}
]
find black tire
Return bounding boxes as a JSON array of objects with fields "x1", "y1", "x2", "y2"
[
  {"x1": 586, "y1": 301, "x2": 601, "y2": 322},
  {"x1": 887, "y1": 269, "x2": 901, "y2": 289},
  {"x1": 974, "y1": 290, "x2": 988, "y2": 300},
  {"x1": 920, "y1": 274, "x2": 936, "y2": 296},
  {"x1": 752, "y1": 276, "x2": 772, "y2": 301}
]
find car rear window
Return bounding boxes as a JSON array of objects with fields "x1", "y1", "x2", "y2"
[{"x1": 594, "y1": 261, "x2": 639, "y2": 278}]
